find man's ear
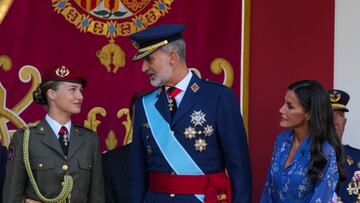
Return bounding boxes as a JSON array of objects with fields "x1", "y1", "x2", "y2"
[
  {"x1": 305, "y1": 113, "x2": 311, "y2": 121},
  {"x1": 169, "y1": 51, "x2": 177, "y2": 65}
]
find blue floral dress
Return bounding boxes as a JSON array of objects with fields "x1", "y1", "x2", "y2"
[{"x1": 260, "y1": 130, "x2": 339, "y2": 203}]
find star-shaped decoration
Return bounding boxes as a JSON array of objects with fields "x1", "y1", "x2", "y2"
[
  {"x1": 184, "y1": 126, "x2": 197, "y2": 139},
  {"x1": 190, "y1": 110, "x2": 206, "y2": 126},
  {"x1": 203, "y1": 125, "x2": 214, "y2": 137},
  {"x1": 194, "y1": 138, "x2": 207, "y2": 152}
]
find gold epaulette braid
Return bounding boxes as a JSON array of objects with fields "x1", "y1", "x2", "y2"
[{"x1": 23, "y1": 127, "x2": 73, "y2": 203}]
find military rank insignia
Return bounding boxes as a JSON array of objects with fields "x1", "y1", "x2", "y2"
[
  {"x1": 183, "y1": 110, "x2": 214, "y2": 152},
  {"x1": 347, "y1": 155, "x2": 354, "y2": 166}
]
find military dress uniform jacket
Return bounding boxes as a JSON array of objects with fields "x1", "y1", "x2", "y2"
[
  {"x1": 102, "y1": 144, "x2": 131, "y2": 203},
  {"x1": 336, "y1": 145, "x2": 360, "y2": 203},
  {"x1": 3, "y1": 119, "x2": 105, "y2": 203},
  {"x1": 130, "y1": 74, "x2": 252, "y2": 203}
]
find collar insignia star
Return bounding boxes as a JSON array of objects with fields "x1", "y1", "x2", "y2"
[
  {"x1": 194, "y1": 138, "x2": 207, "y2": 152},
  {"x1": 190, "y1": 110, "x2": 206, "y2": 126}
]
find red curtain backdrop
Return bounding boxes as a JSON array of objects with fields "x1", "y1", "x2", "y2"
[
  {"x1": 0, "y1": 0, "x2": 242, "y2": 151},
  {"x1": 249, "y1": 0, "x2": 335, "y2": 201}
]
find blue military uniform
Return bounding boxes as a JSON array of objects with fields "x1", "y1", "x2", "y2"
[
  {"x1": 329, "y1": 89, "x2": 360, "y2": 202},
  {"x1": 130, "y1": 24, "x2": 252, "y2": 203},
  {"x1": 131, "y1": 74, "x2": 252, "y2": 202}
]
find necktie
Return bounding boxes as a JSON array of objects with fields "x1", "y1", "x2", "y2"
[
  {"x1": 167, "y1": 87, "x2": 181, "y2": 117},
  {"x1": 58, "y1": 126, "x2": 69, "y2": 156}
]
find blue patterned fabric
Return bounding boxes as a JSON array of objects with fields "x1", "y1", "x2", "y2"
[{"x1": 261, "y1": 130, "x2": 339, "y2": 203}]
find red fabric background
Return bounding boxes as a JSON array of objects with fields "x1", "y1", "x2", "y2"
[
  {"x1": 0, "y1": 0, "x2": 242, "y2": 150},
  {"x1": 249, "y1": 0, "x2": 334, "y2": 201}
]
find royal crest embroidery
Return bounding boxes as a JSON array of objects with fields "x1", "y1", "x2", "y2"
[
  {"x1": 190, "y1": 110, "x2": 206, "y2": 126},
  {"x1": 194, "y1": 138, "x2": 207, "y2": 152},
  {"x1": 51, "y1": 0, "x2": 173, "y2": 74}
]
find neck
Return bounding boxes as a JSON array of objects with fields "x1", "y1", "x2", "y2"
[
  {"x1": 294, "y1": 125, "x2": 310, "y2": 143},
  {"x1": 166, "y1": 64, "x2": 189, "y2": 87},
  {"x1": 48, "y1": 110, "x2": 71, "y2": 125}
]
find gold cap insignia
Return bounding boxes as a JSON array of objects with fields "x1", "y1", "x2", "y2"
[
  {"x1": 55, "y1": 66, "x2": 70, "y2": 78},
  {"x1": 329, "y1": 90, "x2": 341, "y2": 103}
]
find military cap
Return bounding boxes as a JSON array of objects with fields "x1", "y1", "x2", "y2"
[
  {"x1": 42, "y1": 65, "x2": 86, "y2": 87},
  {"x1": 329, "y1": 89, "x2": 350, "y2": 112},
  {"x1": 130, "y1": 24, "x2": 185, "y2": 61}
]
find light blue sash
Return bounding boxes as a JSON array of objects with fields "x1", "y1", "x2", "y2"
[{"x1": 142, "y1": 91, "x2": 205, "y2": 202}]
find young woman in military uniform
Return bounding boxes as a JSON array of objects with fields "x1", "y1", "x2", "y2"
[{"x1": 3, "y1": 65, "x2": 104, "y2": 203}]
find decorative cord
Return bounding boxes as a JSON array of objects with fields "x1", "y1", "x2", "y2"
[{"x1": 23, "y1": 127, "x2": 73, "y2": 203}]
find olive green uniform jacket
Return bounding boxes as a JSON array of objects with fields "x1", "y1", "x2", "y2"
[{"x1": 3, "y1": 119, "x2": 105, "y2": 203}]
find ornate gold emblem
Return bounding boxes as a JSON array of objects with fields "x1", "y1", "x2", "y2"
[
  {"x1": 184, "y1": 126, "x2": 196, "y2": 139},
  {"x1": 96, "y1": 39, "x2": 125, "y2": 74},
  {"x1": 55, "y1": 65, "x2": 70, "y2": 78},
  {"x1": 330, "y1": 90, "x2": 341, "y2": 103},
  {"x1": 51, "y1": 0, "x2": 174, "y2": 74},
  {"x1": 194, "y1": 138, "x2": 207, "y2": 152}
]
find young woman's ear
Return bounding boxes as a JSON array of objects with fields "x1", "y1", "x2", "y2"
[{"x1": 47, "y1": 89, "x2": 56, "y2": 100}]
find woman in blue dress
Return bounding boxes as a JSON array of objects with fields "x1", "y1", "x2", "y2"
[{"x1": 261, "y1": 80, "x2": 345, "y2": 203}]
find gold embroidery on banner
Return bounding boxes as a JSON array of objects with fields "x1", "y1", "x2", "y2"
[
  {"x1": 96, "y1": 38, "x2": 125, "y2": 73},
  {"x1": 51, "y1": 0, "x2": 173, "y2": 38},
  {"x1": 189, "y1": 57, "x2": 234, "y2": 88},
  {"x1": 0, "y1": 0, "x2": 13, "y2": 24},
  {"x1": 0, "y1": 65, "x2": 41, "y2": 146},
  {"x1": 117, "y1": 108, "x2": 132, "y2": 145},
  {"x1": 0, "y1": 55, "x2": 12, "y2": 71},
  {"x1": 210, "y1": 58, "x2": 234, "y2": 88},
  {"x1": 51, "y1": 0, "x2": 173, "y2": 74},
  {"x1": 105, "y1": 130, "x2": 118, "y2": 151},
  {"x1": 84, "y1": 107, "x2": 107, "y2": 133}
]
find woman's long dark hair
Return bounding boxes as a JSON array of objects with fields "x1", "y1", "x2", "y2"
[{"x1": 288, "y1": 80, "x2": 345, "y2": 183}]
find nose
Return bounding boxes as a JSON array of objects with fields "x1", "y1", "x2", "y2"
[
  {"x1": 76, "y1": 90, "x2": 83, "y2": 101},
  {"x1": 279, "y1": 103, "x2": 285, "y2": 114},
  {"x1": 141, "y1": 61, "x2": 149, "y2": 72}
]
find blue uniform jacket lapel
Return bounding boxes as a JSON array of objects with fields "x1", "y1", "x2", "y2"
[
  {"x1": 155, "y1": 88, "x2": 172, "y2": 124},
  {"x1": 171, "y1": 74, "x2": 200, "y2": 127},
  {"x1": 38, "y1": 120, "x2": 64, "y2": 157}
]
